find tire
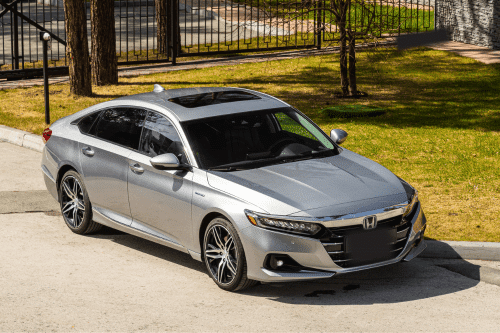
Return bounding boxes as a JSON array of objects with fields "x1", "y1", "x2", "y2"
[
  {"x1": 203, "y1": 217, "x2": 258, "y2": 292},
  {"x1": 59, "y1": 170, "x2": 102, "y2": 235}
]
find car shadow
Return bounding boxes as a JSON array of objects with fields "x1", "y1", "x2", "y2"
[
  {"x1": 88, "y1": 230, "x2": 482, "y2": 304},
  {"x1": 88, "y1": 227, "x2": 207, "y2": 274},
  {"x1": 241, "y1": 242, "x2": 483, "y2": 304}
]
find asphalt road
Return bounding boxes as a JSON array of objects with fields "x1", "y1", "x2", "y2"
[{"x1": 1, "y1": 141, "x2": 500, "y2": 332}]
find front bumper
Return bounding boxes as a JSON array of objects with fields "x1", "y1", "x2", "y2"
[{"x1": 239, "y1": 201, "x2": 427, "y2": 282}]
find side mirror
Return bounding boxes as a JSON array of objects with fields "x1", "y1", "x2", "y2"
[
  {"x1": 150, "y1": 153, "x2": 191, "y2": 171},
  {"x1": 330, "y1": 129, "x2": 348, "y2": 145}
]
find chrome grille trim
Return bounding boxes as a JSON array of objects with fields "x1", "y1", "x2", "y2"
[
  {"x1": 320, "y1": 213, "x2": 412, "y2": 268},
  {"x1": 332, "y1": 258, "x2": 351, "y2": 262},
  {"x1": 252, "y1": 202, "x2": 410, "y2": 228}
]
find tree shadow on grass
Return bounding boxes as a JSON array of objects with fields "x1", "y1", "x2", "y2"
[
  {"x1": 118, "y1": 47, "x2": 500, "y2": 132},
  {"x1": 223, "y1": 48, "x2": 500, "y2": 132}
]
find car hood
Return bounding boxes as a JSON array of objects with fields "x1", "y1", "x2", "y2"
[{"x1": 206, "y1": 149, "x2": 408, "y2": 217}]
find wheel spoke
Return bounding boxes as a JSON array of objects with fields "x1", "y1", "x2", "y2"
[
  {"x1": 224, "y1": 236, "x2": 233, "y2": 252},
  {"x1": 62, "y1": 181, "x2": 74, "y2": 199},
  {"x1": 72, "y1": 181, "x2": 78, "y2": 200},
  {"x1": 212, "y1": 227, "x2": 225, "y2": 250},
  {"x1": 226, "y1": 257, "x2": 237, "y2": 276},
  {"x1": 62, "y1": 202, "x2": 74, "y2": 214},
  {"x1": 205, "y1": 252, "x2": 223, "y2": 260},
  {"x1": 217, "y1": 259, "x2": 227, "y2": 283},
  {"x1": 72, "y1": 206, "x2": 78, "y2": 225},
  {"x1": 76, "y1": 200, "x2": 85, "y2": 212}
]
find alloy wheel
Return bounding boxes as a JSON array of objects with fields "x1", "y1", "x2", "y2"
[
  {"x1": 60, "y1": 175, "x2": 86, "y2": 229},
  {"x1": 204, "y1": 225, "x2": 239, "y2": 285}
]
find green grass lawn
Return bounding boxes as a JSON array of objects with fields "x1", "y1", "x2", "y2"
[{"x1": 0, "y1": 47, "x2": 499, "y2": 242}]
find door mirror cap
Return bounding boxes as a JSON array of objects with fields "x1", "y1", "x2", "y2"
[
  {"x1": 330, "y1": 129, "x2": 348, "y2": 145},
  {"x1": 150, "y1": 153, "x2": 191, "y2": 171}
]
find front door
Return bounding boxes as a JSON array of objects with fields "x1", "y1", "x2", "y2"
[{"x1": 127, "y1": 111, "x2": 194, "y2": 246}]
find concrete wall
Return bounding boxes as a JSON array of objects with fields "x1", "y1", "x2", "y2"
[{"x1": 436, "y1": 0, "x2": 500, "y2": 50}]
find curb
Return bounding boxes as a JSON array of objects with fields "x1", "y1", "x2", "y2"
[
  {"x1": 422, "y1": 240, "x2": 500, "y2": 261},
  {"x1": 0, "y1": 125, "x2": 499, "y2": 262},
  {"x1": 0, "y1": 125, "x2": 44, "y2": 153}
]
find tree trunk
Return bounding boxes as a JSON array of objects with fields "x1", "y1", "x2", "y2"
[
  {"x1": 348, "y1": 31, "x2": 357, "y2": 96},
  {"x1": 338, "y1": 19, "x2": 349, "y2": 96},
  {"x1": 63, "y1": 0, "x2": 92, "y2": 96},
  {"x1": 155, "y1": 0, "x2": 168, "y2": 54},
  {"x1": 90, "y1": 0, "x2": 118, "y2": 86}
]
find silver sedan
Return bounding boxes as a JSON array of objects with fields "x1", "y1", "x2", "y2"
[{"x1": 41, "y1": 86, "x2": 427, "y2": 291}]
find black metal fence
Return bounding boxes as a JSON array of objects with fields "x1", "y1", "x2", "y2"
[{"x1": 1, "y1": 0, "x2": 435, "y2": 80}]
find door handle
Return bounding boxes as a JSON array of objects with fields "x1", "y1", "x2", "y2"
[
  {"x1": 81, "y1": 147, "x2": 94, "y2": 157},
  {"x1": 129, "y1": 163, "x2": 144, "y2": 174}
]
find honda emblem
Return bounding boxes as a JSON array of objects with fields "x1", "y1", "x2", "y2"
[{"x1": 363, "y1": 216, "x2": 377, "y2": 230}]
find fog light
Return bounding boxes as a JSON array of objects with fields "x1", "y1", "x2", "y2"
[{"x1": 265, "y1": 254, "x2": 302, "y2": 271}]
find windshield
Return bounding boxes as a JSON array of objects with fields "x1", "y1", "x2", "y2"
[{"x1": 182, "y1": 108, "x2": 337, "y2": 170}]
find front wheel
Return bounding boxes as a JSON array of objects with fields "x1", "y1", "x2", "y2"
[{"x1": 203, "y1": 217, "x2": 257, "y2": 291}]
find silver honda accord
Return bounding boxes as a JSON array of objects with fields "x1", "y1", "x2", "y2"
[{"x1": 41, "y1": 85, "x2": 427, "y2": 291}]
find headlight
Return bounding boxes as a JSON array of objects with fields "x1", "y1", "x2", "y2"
[
  {"x1": 397, "y1": 176, "x2": 418, "y2": 216},
  {"x1": 404, "y1": 189, "x2": 419, "y2": 216},
  {"x1": 244, "y1": 210, "x2": 322, "y2": 236}
]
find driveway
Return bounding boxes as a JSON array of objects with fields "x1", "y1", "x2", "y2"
[{"x1": 1, "y1": 141, "x2": 500, "y2": 332}]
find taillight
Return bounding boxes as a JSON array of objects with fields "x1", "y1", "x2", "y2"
[{"x1": 42, "y1": 128, "x2": 52, "y2": 144}]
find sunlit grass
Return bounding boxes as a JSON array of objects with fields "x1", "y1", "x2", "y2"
[{"x1": 1, "y1": 47, "x2": 499, "y2": 242}]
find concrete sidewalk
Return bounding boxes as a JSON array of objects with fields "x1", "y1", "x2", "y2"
[{"x1": 427, "y1": 40, "x2": 500, "y2": 64}]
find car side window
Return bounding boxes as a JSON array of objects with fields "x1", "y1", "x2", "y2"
[
  {"x1": 93, "y1": 108, "x2": 147, "y2": 150},
  {"x1": 139, "y1": 112, "x2": 187, "y2": 163},
  {"x1": 78, "y1": 111, "x2": 101, "y2": 134}
]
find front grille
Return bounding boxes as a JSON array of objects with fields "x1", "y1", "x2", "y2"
[{"x1": 321, "y1": 214, "x2": 411, "y2": 268}]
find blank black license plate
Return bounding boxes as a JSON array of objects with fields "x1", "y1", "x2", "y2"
[{"x1": 346, "y1": 227, "x2": 397, "y2": 263}]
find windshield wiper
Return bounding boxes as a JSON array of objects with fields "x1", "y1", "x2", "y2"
[
  {"x1": 208, "y1": 149, "x2": 336, "y2": 171},
  {"x1": 208, "y1": 157, "x2": 275, "y2": 171}
]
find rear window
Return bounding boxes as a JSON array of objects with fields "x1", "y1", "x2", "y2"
[
  {"x1": 168, "y1": 91, "x2": 260, "y2": 108},
  {"x1": 77, "y1": 111, "x2": 101, "y2": 134}
]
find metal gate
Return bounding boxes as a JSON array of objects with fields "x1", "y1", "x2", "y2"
[{"x1": 1, "y1": 0, "x2": 436, "y2": 80}]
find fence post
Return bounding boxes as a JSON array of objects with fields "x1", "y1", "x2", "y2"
[
  {"x1": 316, "y1": 1, "x2": 322, "y2": 50},
  {"x1": 171, "y1": 0, "x2": 177, "y2": 65},
  {"x1": 434, "y1": 0, "x2": 437, "y2": 31},
  {"x1": 12, "y1": 2, "x2": 19, "y2": 70},
  {"x1": 40, "y1": 32, "x2": 51, "y2": 125}
]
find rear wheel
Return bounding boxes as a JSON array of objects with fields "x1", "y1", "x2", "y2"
[
  {"x1": 203, "y1": 217, "x2": 257, "y2": 291},
  {"x1": 59, "y1": 170, "x2": 102, "y2": 234}
]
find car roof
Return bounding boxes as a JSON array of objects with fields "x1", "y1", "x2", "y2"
[{"x1": 113, "y1": 86, "x2": 289, "y2": 122}]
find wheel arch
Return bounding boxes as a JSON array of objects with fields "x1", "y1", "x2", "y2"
[
  {"x1": 55, "y1": 163, "x2": 80, "y2": 202},
  {"x1": 198, "y1": 212, "x2": 226, "y2": 259}
]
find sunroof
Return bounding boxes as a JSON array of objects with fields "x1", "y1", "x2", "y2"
[{"x1": 168, "y1": 91, "x2": 261, "y2": 108}]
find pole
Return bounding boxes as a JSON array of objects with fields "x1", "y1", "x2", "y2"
[
  {"x1": 40, "y1": 32, "x2": 50, "y2": 125},
  {"x1": 171, "y1": 0, "x2": 177, "y2": 66},
  {"x1": 12, "y1": 2, "x2": 19, "y2": 70}
]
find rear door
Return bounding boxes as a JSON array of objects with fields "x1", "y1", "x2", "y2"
[
  {"x1": 127, "y1": 111, "x2": 194, "y2": 245},
  {"x1": 79, "y1": 107, "x2": 147, "y2": 225}
]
